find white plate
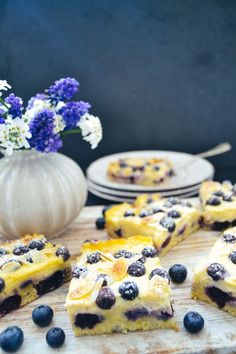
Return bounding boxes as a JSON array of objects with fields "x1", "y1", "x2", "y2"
[
  {"x1": 88, "y1": 184, "x2": 200, "y2": 203},
  {"x1": 87, "y1": 178, "x2": 201, "y2": 197},
  {"x1": 86, "y1": 150, "x2": 214, "y2": 192}
]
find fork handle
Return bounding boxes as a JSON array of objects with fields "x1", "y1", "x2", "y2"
[{"x1": 196, "y1": 142, "x2": 232, "y2": 158}]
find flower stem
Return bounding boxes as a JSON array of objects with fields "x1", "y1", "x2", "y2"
[
  {"x1": 0, "y1": 97, "x2": 9, "y2": 109},
  {"x1": 61, "y1": 128, "x2": 81, "y2": 136}
]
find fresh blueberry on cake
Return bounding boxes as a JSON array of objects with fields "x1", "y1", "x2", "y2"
[
  {"x1": 107, "y1": 157, "x2": 174, "y2": 186},
  {"x1": 65, "y1": 236, "x2": 177, "y2": 336},
  {"x1": 0, "y1": 234, "x2": 71, "y2": 317},
  {"x1": 105, "y1": 194, "x2": 201, "y2": 255},
  {"x1": 192, "y1": 227, "x2": 236, "y2": 317},
  {"x1": 200, "y1": 180, "x2": 236, "y2": 230}
]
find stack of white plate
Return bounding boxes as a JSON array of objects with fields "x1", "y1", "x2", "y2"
[{"x1": 86, "y1": 150, "x2": 214, "y2": 202}]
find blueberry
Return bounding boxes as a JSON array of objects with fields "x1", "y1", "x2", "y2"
[
  {"x1": 223, "y1": 193, "x2": 233, "y2": 202},
  {"x1": 229, "y1": 251, "x2": 236, "y2": 264},
  {"x1": 152, "y1": 207, "x2": 164, "y2": 214},
  {"x1": 167, "y1": 210, "x2": 181, "y2": 218},
  {"x1": 127, "y1": 261, "x2": 146, "y2": 277},
  {"x1": 0, "y1": 248, "x2": 8, "y2": 256},
  {"x1": 13, "y1": 245, "x2": 29, "y2": 256},
  {"x1": 28, "y1": 239, "x2": 45, "y2": 251},
  {"x1": 115, "y1": 228, "x2": 123, "y2": 237},
  {"x1": 207, "y1": 263, "x2": 228, "y2": 281},
  {"x1": 72, "y1": 265, "x2": 87, "y2": 278},
  {"x1": 26, "y1": 256, "x2": 33, "y2": 263},
  {"x1": 95, "y1": 217, "x2": 105, "y2": 230},
  {"x1": 0, "y1": 278, "x2": 5, "y2": 292},
  {"x1": 55, "y1": 246, "x2": 70, "y2": 261},
  {"x1": 169, "y1": 264, "x2": 187, "y2": 283},
  {"x1": 96, "y1": 287, "x2": 116, "y2": 309},
  {"x1": 149, "y1": 268, "x2": 170, "y2": 282},
  {"x1": 124, "y1": 210, "x2": 135, "y2": 217},
  {"x1": 181, "y1": 201, "x2": 192, "y2": 208},
  {"x1": 119, "y1": 281, "x2": 139, "y2": 300},
  {"x1": 46, "y1": 327, "x2": 65, "y2": 348},
  {"x1": 125, "y1": 307, "x2": 149, "y2": 321},
  {"x1": 183, "y1": 311, "x2": 204, "y2": 334},
  {"x1": 153, "y1": 165, "x2": 160, "y2": 171},
  {"x1": 222, "y1": 233, "x2": 236, "y2": 244},
  {"x1": 139, "y1": 210, "x2": 151, "y2": 218},
  {"x1": 142, "y1": 246, "x2": 158, "y2": 258},
  {"x1": 87, "y1": 252, "x2": 101, "y2": 264},
  {"x1": 102, "y1": 205, "x2": 112, "y2": 216},
  {"x1": 75, "y1": 313, "x2": 104, "y2": 329},
  {"x1": 168, "y1": 197, "x2": 180, "y2": 205},
  {"x1": 213, "y1": 190, "x2": 223, "y2": 197},
  {"x1": 114, "y1": 249, "x2": 133, "y2": 259},
  {"x1": 206, "y1": 197, "x2": 221, "y2": 206},
  {"x1": 119, "y1": 160, "x2": 128, "y2": 168},
  {"x1": 0, "y1": 326, "x2": 24, "y2": 352},
  {"x1": 32, "y1": 305, "x2": 54, "y2": 327},
  {"x1": 97, "y1": 274, "x2": 110, "y2": 287},
  {"x1": 160, "y1": 216, "x2": 176, "y2": 232}
]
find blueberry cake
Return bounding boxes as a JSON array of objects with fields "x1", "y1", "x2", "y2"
[
  {"x1": 107, "y1": 157, "x2": 174, "y2": 186},
  {"x1": 192, "y1": 227, "x2": 236, "y2": 317},
  {"x1": 66, "y1": 236, "x2": 176, "y2": 336},
  {"x1": 105, "y1": 194, "x2": 201, "y2": 255},
  {"x1": 0, "y1": 234, "x2": 71, "y2": 316},
  {"x1": 200, "y1": 180, "x2": 236, "y2": 230}
]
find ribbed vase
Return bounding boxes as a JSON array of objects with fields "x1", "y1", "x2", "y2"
[{"x1": 0, "y1": 150, "x2": 87, "y2": 240}]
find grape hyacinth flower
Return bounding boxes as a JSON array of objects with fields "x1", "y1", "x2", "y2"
[
  {"x1": 78, "y1": 113, "x2": 102, "y2": 149},
  {"x1": 5, "y1": 93, "x2": 23, "y2": 118},
  {"x1": 59, "y1": 101, "x2": 91, "y2": 129},
  {"x1": 47, "y1": 77, "x2": 79, "y2": 103}
]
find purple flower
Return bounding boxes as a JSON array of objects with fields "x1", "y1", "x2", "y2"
[
  {"x1": 26, "y1": 93, "x2": 47, "y2": 110},
  {"x1": 59, "y1": 101, "x2": 91, "y2": 129},
  {"x1": 47, "y1": 77, "x2": 79, "y2": 102},
  {"x1": 5, "y1": 93, "x2": 23, "y2": 118},
  {"x1": 29, "y1": 109, "x2": 62, "y2": 153}
]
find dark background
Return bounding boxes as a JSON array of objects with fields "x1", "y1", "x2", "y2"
[{"x1": 0, "y1": 0, "x2": 235, "y2": 204}]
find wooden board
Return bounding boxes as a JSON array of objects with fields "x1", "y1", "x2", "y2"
[{"x1": 1, "y1": 202, "x2": 236, "y2": 354}]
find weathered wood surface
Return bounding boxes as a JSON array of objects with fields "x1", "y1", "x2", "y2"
[{"x1": 0, "y1": 202, "x2": 236, "y2": 354}]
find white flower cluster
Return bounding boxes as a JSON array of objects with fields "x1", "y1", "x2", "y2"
[
  {"x1": 78, "y1": 113, "x2": 103, "y2": 149},
  {"x1": 0, "y1": 80, "x2": 11, "y2": 97}
]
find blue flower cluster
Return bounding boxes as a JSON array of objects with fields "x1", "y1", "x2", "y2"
[
  {"x1": 47, "y1": 77, "x2": 79, "y2": 102},
  {"x1": 29, "y1": 109, "x2": 62, "y2": 153},
  {"x1": 59, "y1": 101, "x2": 91, "y2": 129},
  {"x1": 5, "y1": 93, "x2": 23, "y2": 118}
]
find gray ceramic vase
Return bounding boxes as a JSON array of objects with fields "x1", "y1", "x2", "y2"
[{"x1": 0, "y1": 150, "x2": 87, "y2": 239}]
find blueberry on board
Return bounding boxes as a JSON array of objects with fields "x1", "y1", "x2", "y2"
[
  {"x1": 207, "y1": 263, "x2": 228, "y2": 281},
  {"x1": 102, "y1": 205, "x2": 112, "y2": 216},
  {"x1": 72, "y1": 265, "x2": 87, "y2": 278},
  {"x1": 87, "y1": 252, "x2": 101, "y2": 264},
  {"x1": 222, "y1": 233, "x2": 236, "y2": 244},
  {"x1": 0, "y1": 326, "x2": 24, "y2": 352},
  {"x1": 28, "y1": 239, "x2": 45, "y2": 251},
  {"x1": 160, "y1": 216, "x2": 176, "y2": 232},
  {"x1": 167, "y1": 210, "x2": 181, "y2": 218},
  {"x1": 32, "y1": 305, "x2": 54, "y2": 327},
  {"x1": 183, "y1": 311, "x2": 204, "y2": 334},
  {"x1": 169, "y1": 264, "x2": 187, "y2": 283},
  {"x1": 95, "y1": 217, "x2": 105, "y2": 230},
  {"x1": 0, "y1": 278, "x2": 5, "y2": 292},
  {"x1": 96, "y1": 287, "x2": 116, "y2": 309},
  {"x1": 206, "y1": 197, "x2": 221, "y2": 206},
  {"x1": 229, "y1": 251, "x2": 236, "y2": 264},
  {"x1": 46, "y1": 327, "x2": 65, "y2": 349},
  {"x1": 13, "y1": 245, "x2": 29, "y2": 256},
  {"x1": 114, "y1": 249, "x2": 133, "y2": 259},
  {"x1": 149, "y1": 268, "x2": 170, "y2": 283},
  {"x1": 142, "y1": 246, "x2": 159, "y2": 258},
  {"x1": 119, "y1": 281, "x2": 139, "y2": 300},
  {"x1": 55, "y1": 246, "x2": 70, "y2": 261},
  {"x1": 127, "y1": 262, "x2": 146, "y2": 277}
]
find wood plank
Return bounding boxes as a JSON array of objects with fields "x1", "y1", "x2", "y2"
[{"x1": 0, "y1": 202, "x2": 236, "y2": 354}]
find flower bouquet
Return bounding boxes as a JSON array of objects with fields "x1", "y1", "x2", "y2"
[{"x1": 0, "y1": 78, "x2": 102, "y2": 239}]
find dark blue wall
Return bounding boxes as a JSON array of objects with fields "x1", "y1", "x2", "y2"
[{"x1": 0, "y1": 0, "x2": 236, "y2": 192}]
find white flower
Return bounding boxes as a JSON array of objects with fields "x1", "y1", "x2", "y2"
[
  {"x1": 77, "y1": 113, "x2": 102, "y2": 149},
  {"x1": 0, "y1": 117, "x2": 32, "y2": 155},
  {"x1": 23, "y1": 98, "x2": 51, "y2": 123},
  {"x1": 0, "y1": 80, "x2": 11, "y2": 97},
  {"x1": 54, "y1": 114, "x2": 66, "y2": 133}
]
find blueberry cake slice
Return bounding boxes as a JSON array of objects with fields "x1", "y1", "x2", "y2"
[
  {"x1": 200, "y1": 180, "x2": 236, "y2": 230},
  {"x1": 66, "y1": 236, "x2": 176, "y2": 336},
  {"x1": 105, "y1": 194, "x2": 201, "y2": 255},
  {"x1": 192, "y1": 227, "x2": 236, "y2": 317},
  {"x1": 107, "y1": 157, "x2": 174, "y2": 186},
  {"x1": 0, "y1": 234, "x2": 71, "y2": 317}
]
